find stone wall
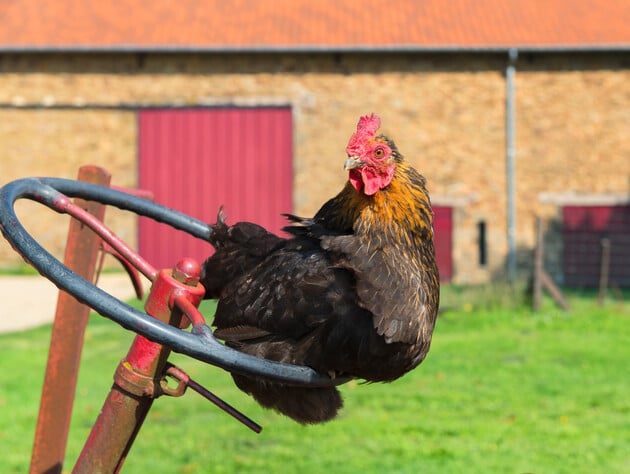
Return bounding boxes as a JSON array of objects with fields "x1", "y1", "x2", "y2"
[{"x1": 0, "y1": 52, "x2": 628, "y2": 283}]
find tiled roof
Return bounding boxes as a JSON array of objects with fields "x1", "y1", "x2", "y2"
[{"x1": 1, "y1": 0, "x2": 628, "y2": 52}]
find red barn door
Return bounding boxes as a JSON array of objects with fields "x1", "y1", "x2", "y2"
[
  {"x1": 433, "y1": 206, "x2": 453, "y2": 282},
  {"x1": 138, "y1": 107, "x2": 293, "y2": 270},
  {"x1": 563, "y1": 205, "x2": 630, "y2": 287}
]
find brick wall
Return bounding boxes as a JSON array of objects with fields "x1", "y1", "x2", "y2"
[{"x1": 0, "y1": 52, "x2": 628, "y2": 283}]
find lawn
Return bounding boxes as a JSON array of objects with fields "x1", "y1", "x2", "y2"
[{"x1": 0, "y1": 287, "x2": 628, "y2": 473}]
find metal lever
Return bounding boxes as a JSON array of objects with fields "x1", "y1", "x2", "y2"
[{"x1": 164, "y1": 363, "x2": 262, "y2": 433}]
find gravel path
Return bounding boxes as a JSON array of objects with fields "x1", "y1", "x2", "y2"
[{"x1": 0, "y1": 273, "x2": 146, "y2": 333}]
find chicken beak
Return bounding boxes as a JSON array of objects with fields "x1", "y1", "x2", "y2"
[{"x1": 344, "y1": 156, "x2": 364, "y2": 170}]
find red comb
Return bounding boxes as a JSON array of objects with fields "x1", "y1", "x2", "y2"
[
  {"x1": 356, "y1": 113, "x2": 381, "y2": 135},
  {"x1": 346, "y1": 113, "x2": 381, "y2": 155}
]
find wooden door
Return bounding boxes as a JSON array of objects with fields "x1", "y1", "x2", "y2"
[
  {"x1": 138, "y1": 107, "x2": 293, "y2": 270},
  {"x1": 433, "y1": 206, "x2": 453, "y2": 282}
]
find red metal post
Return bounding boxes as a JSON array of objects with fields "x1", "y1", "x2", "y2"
[
  {"x1": 73, "y1": 258, "x2": 205, "y2": 473},
  {"x1": 30, "y1": 166, "x2": 111, "y2": 474}
]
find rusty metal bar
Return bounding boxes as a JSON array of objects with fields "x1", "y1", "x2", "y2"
[
  {"x1": 73, "y1": 259, "x2": 206, "y2": 473},
  {"x1": 30, "y1": 166, "x2": 111, "y2": 474}
]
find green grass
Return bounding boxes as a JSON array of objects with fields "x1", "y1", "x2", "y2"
[
  {"x1": 0, "y1": 264, "x2": 40, "y2": 276},
  {"x1": 1, "y1": 289, "x2": 629, "y2": 473},
  {"x1": 0, "y1": 264, "x2": 127, "y2": 276}
]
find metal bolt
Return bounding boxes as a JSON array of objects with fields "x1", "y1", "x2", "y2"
[{"x1": 171, "y1": 257, "x2": 201, "y2": 286}]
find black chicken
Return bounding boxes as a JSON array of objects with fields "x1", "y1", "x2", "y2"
[{"x1": 200, "y1": 114, "x2": 439, "y2": 423}]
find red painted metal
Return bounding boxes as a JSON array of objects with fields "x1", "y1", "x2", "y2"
[
  {"x1": 433, "y1": 206, "x2": 453, "y2": 282},
  {"x1": 138, "y1": 107, "x2": 293, "y2": 269},
  {"x1": 173, "y1": 292, "x2": 207, "y2": 328},
  {"x1": 54, "y1": 193, "x2": 158, "y2": 281},
  {"x1": 74, "y1": 258, "x2": 206, "y2": 473},
  {"x1": 96, "y1": 240, "x2": 146, "y2": 299},
  {"x1": 30, "y1": 166, "x2": 111, "y2": 474},
  {"x1": 94, "y1": 185, "x2": 155, "y2": 298},
  {"x1": 563, "y1": 205, "x2": 630, "y2": 287}
]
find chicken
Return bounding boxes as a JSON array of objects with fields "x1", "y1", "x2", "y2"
[{"x1": 200, "y1": 113, "x2": 439, "y2": 424}]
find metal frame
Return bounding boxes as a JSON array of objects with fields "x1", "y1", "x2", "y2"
[
  {"x1": 0, "y1": 172, "x2": 343, "y2": 472},
  {"x1": 0, "y1": 176, "x2": 339, "y2": 385}
]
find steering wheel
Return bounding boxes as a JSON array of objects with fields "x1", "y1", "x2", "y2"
[{"x1": 0, "y1": 177, "x2": 341, "y2": 387}]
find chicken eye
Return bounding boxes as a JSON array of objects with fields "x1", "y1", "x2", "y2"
[{"x1": 374, "y1": 147, "x2": 385, "y2": 158}]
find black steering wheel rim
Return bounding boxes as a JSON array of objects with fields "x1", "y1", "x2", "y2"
[{"x1": 0, "y1": 177, "x2": 341, "y2": 387}]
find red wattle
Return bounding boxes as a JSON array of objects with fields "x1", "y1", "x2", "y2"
[{"x1": 349, "y1": 169, "x2": 363, "y2": 192}]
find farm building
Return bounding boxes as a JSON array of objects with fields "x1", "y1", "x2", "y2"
[{"x1": 1, "y1": 0, "x2": 629, "y2": 286}]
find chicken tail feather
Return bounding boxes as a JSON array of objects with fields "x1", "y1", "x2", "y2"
[{"x1": 232, "y1": 374, "x2": 343, "y2": 424}]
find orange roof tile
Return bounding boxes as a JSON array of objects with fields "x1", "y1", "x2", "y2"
[{"x1": 0, "y1": 0, "x2": 628, "y2": 51}]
